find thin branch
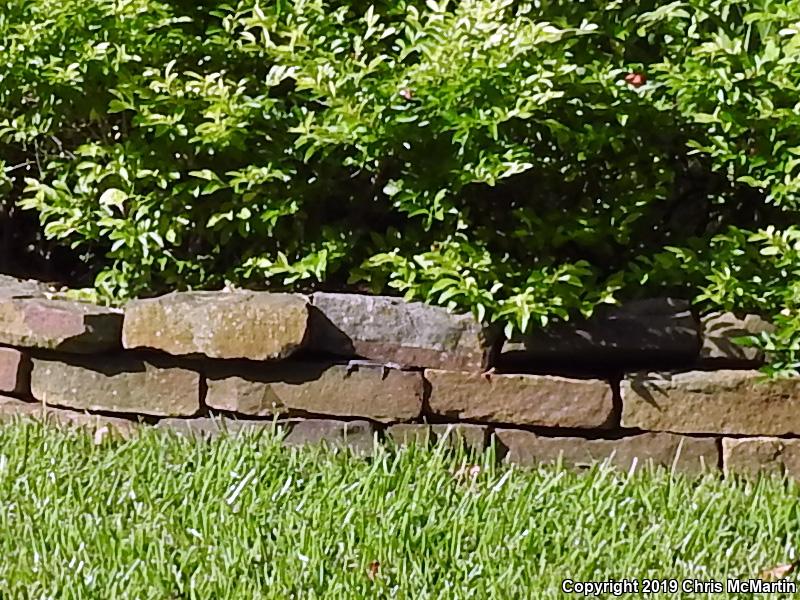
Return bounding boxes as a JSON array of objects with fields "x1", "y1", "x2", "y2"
[{"x1": 4, "y1": 160, "x2": 34, "y2": 173}]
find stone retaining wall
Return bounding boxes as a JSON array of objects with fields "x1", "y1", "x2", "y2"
[{"x1": 0, "y1": 276, "x2": 790, "y2": 478}]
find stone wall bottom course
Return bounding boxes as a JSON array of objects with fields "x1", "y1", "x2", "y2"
[
  {"x1": 159, "y1": 416, "x2": 377, "y2": 456},
  {"x1": 722, "y1": 437, "x2": 800, "y2": 478},
  {"x1": 386, "y1": 423, "x2": 488, "y2": 452},
  {"x1": 10, "y1": 385, "x2": 800, "y2": 480},
  {"x1": 495, "y1": 429, "x2": 719, "y2": 474},
  {"x1": 0, "y1": 395, "x2": 138, "y2": 438}
]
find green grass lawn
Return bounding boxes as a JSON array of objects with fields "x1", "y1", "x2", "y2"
[{"x1": 0, "y1": 421, "x2": 799, "y2": 599}]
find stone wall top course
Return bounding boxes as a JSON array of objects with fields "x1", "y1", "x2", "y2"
[
  {"x1": 123, "y1": 290, "x2": 310, "y2": 360},
  {"x1": 309, "y1": 292, "x2": 499, "y2": 371},
  {"x1": 698, "y1": 311, "x2": 773, "y2": 367},
  {"x1": 498, "y1": 298, "x2": 701, "y2": 373},
  {"x1": 0, "y1": 296, "x2": 122, "y2": 353},
  {"x1": 0, "y1": 274, "x2": 49, "y2": 298}
]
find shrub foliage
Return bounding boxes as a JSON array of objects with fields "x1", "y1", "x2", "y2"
[{"x1": 3, "y1": 0, "x2": 800, "y2": 371}]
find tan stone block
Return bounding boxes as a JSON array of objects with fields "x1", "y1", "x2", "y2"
[
  {"x1": 282, "y1": 419, "x2": 376, "y2": 456},
  {"x1": 622, "y1": 370, "x2": 800, "y2": 435},
  {"x1": 0, "y1": 297, "x2": 122, "y2": 352},
  {"x1": 426, "y1": 369, "x2": 614, "y2": 428},
  {"x1": 499, "y1": 298, "x2": 700, "y2": 371},
  {"x1": 156, "y1": 416, "x2": 273, "y2": 438},
  {"x1": 0, "y1": 275, "x2": 48, "y2": 298},
  {"x1": 123, "y1": 291, "x2": 309, "y2": 360},
  {"x1": 31, "y1": 356, "x2": 200, "y2": 417},
  {"x1": 0, "y1": 395, "x2": 137, "y2": 437},
  {"x1": 722, "y1": 437, "x2": 800, "y2": 478},
  {"x1": 699, "y1": 312, "x2": 773, "y2": 365},
  {"x1": 386, "y1": 423, "x2": 488, "y2": 452},
  {"x1": 310, "y1": 292, "x2": 498, "y2": 370},
  {"x1": 0, "y1": 347, "x2": 29, "y2": 394},
  {"x1": 206, "y1": 362, "x2": 423, "y2": 422},
  {"x1": 496, "y1": 429, "x2": 718, "y2": 473}
]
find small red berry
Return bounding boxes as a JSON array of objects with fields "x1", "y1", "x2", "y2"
[{"x1": 624, "y1": 72, "x2": 647, "y2": 88}]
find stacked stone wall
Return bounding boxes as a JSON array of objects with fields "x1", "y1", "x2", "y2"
[{"x1": 0, "y1": 275, "x2": 788, "y2": 477}]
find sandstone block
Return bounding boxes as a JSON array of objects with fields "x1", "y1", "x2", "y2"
[
  {"x1": 0, "y1": 275, "x2": 48, "y2": 298},
  {"x1": 30, "y1": 356, "x2": 200, "y2": 417},
  {"x1": 386, "y1": 423, "x2": 488, "y2": 452},
  {"x1": 0, "y1": 395, "x2": 137, "y2": 437},
  {"x1": 426, "y1": 369, "x2": 614, "y2": 428},
  {"x1": 622, "y1": 370, "x2": 800, "y2": 435},
  {"x1": 0, "y1": 297, "x2": 122, "y2": 352},
  {"x1": 0, "y1": 347, "x2": 29, "y2": 395},
  {"x1": 123, "y1": 291, "x2": 310, "y2": 360},
  {"x1": 206, "y1": 361, "x2": 423, "y2": 423},
  {"x1": 309, "y1": 292, "x2": 498, "y2": 371},
  {"x1": 722, "y1": 437, "x2": 800, "y2": 478},
  {"x1": 282, "y1": 419, "x2": 376, "y2": 455},
  {"x1": 699, "y1": 312, "x2": 773, "y2": 366},
  {"x1": 496, "y1": 429, "x2": 718, "y2": 473},
  {"x1": 156, "y1": 416, "x2": 273, "y2": 438},
  {"x1": 499, "y1": 298, "x2": 700, "y2": 372}
]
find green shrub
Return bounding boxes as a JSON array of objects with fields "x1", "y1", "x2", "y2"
[{"x1": 3, "y1": 0, "x2": 800, "y2": 370}]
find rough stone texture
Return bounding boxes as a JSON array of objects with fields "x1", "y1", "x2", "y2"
[
  {"x1": 0, "y1": 347, "x2": 29, "y2": 395},
  {"x1": 722, "y1": 437, "x2": 800, "y2": 478},
  {"x1": 309, "y1": 292, "x2": 498, "y2": 371},
  {"x1": 622, "y1": 370, "x2": 800, "y2": 435},
  {"x1": 206, "y1": 361, "x2": 423, "y2": 422},
  {"x1": 0, "y1": 395, "x2": 137, "y2": 437},
  {"x1": 699, "y1": 312, "x2": 774, "y2": 366},
  {"x1": 282, "y1": 419, "x2": 376, "y2": 455},
  {"x1": 156, "y1": 416, "x2": 273, "y2": 438},
  {"x1": 0, "y1": 297, "x2": 123, "y2": 353},
  {"x1": 499, "y1": 298, "x2": 701, "y2": 372},
  {"x1": 386, "y1": 423, "x2": 488, "y2": 452},
  {"x1": 153, "y1": 417, "x2": 377, "y2": 454},
  {"x1": 0, "y1": 275, "x2": 48, "y2": 298},
  {"x1": 426, "y1": 369, "x2": 614, "y2": 428},
  {"x1": 30, "y1": 356, "x2": 200, "y2": 417},
  {"x1": 123, "y1": 291, "x2": 310, "y2": 360},
  {"x1": 496, "y1": 429, "x2": 718, "y2": 473}
]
